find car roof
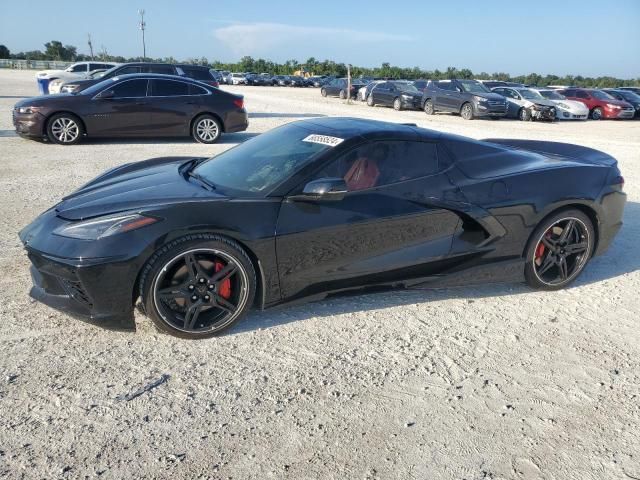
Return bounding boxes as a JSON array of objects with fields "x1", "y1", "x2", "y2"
[
  {"x1": 294, "y1": 117, "x2": 443, "y2": 141},
  {"x1": 106, "y1": 73, "x2": 200, "y2": 82}
]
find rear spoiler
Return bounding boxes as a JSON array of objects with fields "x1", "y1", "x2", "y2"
[{"x1": 482, "y1": 138, "x2": 617, "y2": 167}]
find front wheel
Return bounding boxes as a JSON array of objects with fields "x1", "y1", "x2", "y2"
[
  {"x1": 140, "y1": 234, "x2": 256, "y2": 339},
  {"x1": 460, "y1": 102, "x2": 474, "y2": 120},
  {"x1": 591, "y1": 107, "x2": 603, "y2": 120},
  {"x1": 423, "y1": 99, "x2": 434, "y2": 115},
  {"x1": 367, "y1": 95, "x2": 374, "y2": 106},
  {"x1": 46, "y1": 113, "x2": 83, "y2": 145},
  {"x1": 393, "y1": 97, "x2": 402, "y2": 111},
  {"x1": 518, "y1": 107, "x2": 532, "y2": 121},
  {"x1": 339, "y1": 89, "x2": 347, "y2": 100},
  {"x1": 524, "y1": 209, "x2": 594, "y2": 291},
  {"x1": 192, "y1": 115, "x2": 222, "y2": 144}
]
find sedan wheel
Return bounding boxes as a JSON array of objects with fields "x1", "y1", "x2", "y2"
[
  {"x1": 47, "y1": 113, "x2": 83, "y2": 145},
  {"x1": 142, "y1": 235, "x2": 256, "y2": 338},
  {"x1": 192, "y1": 115, "x2": 222, "y2": 144},
  {"x1": 423, "y1": 100, "x2": 434, "y2": 115},
  {"x1": 321, "y1": 88, "x2": 327, "y2": 97},
  {"x1": 519, "y1": 108, "x2": 532, "y2": 121},
  {"x1": 525, "y1": 210, "x2": 594, "y2": 290},
  {"x1": 393, "y1": 98, "x2": 402, "y2": 111},
  {"x1": 367, "y1": 95, "x2": 374, "y2": 107}
]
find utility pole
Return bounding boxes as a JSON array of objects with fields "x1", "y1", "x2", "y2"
[
  {"x1": 346, "y1": 64, "x2": 352, "y2": 104},
  {"x1": 87, "y1": 33, "x2": 94, "y2": 60},
  {"x1": 138, "y1": 9, "x2": 147, "y2": 60}
]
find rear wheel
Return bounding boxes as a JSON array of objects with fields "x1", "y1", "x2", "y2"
[
  {"x1": 591, "y1": 107, "x2": 603, "y2": 120},
  {"x1": 518, "y1": 107, "x2": 532, "y2": 121},
  {"x1": 192, "y1": 114, "x2": 222, "y2": 144},
  {"x1": 141, "y1": 234, "x2": 256, "y2": 339},
  {"x1": 339, "y1": 89, "x2": 347, "y2": 100},
  {"x1": 46, "y1": 113, "x2": 83, "y2": 145},
  {"x1": 423, "y1": 99, "x2": 434, "y2": 115},
  {"x1": 460, "y1": 102, "x2": 474, "y2": 120},
  {"x1": 393, "y1": 97, "x2": 402, "y2": 111},
  {"x1": 367, "y1": 95, "x2": 374, "y2": 106},
  {"x1": 320, "y1": 88, "x2": 327, "y2": 97},
  {"x1": 524, "y1": 209, "x2": 594, "y2": 291}
]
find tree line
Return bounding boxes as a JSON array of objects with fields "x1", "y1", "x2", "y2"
[{"x1": 1, "y1": 42, "x2": 638, "y2": 88}]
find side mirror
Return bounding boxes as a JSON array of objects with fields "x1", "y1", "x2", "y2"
[
  {"x1": 97, "y1": 89, "x2": 115, "y2": 99},
  {"x1": 455, "y1": 87, "x2": 463, "y2": 93},
  {"x1": 290, "y1": 178, "x2": 348, "y2": 202}
]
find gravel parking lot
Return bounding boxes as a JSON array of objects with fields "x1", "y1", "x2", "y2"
[{"x1": 0, "y1": 69, "x2": 639, "y2": 479}]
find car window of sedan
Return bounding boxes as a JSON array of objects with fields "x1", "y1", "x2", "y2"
[
  {"x1": 150, "y1": 79, "x2": 190, "y2": 96},
  {"x1": 69, "y1": 64, "x2": 88, "y2": 73},
  {"x1": 110, "y1": 79, "x2": 149, "y2": 98},
  {"x1": 313, "y1": 141, "x2": 440, "y2": 192},
  {"x1": 575, "y1": 90, "x2": 590, "y2": 99}
]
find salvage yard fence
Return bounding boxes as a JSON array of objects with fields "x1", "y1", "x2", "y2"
[{"x1": 0, "y1": 59, "x2": 73, "y2": 70}]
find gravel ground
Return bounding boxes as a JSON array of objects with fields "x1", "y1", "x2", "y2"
[{"x1": 0, "y1": 70, "x2": 639, "y2": 480}]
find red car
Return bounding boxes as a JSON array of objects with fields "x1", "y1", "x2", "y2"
[{"x1": 557, "y1": 88, "x2": 635, "y2": 120}]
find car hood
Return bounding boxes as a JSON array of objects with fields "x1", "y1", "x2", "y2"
[
  {"x1": 36, "y1": 69, "x2": 68, "y2": 78},
  {"x1": 55, "y1": 156, "x2": 226, "y2": 220},
  {"x1": 551, "y1": 99, "x2": 588, "y2": 110},
  {"x1": 474, "y1": 92, "x2": 506, "y2": 101},
  {"x1": 14, "y1": 93, "x2": 82, "y2": 107},
  {"x1": 525, "y1": 98, "x2": 556, "y2": 107}
]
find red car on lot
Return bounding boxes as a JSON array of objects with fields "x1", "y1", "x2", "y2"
[{"x1": 557, "y1": 88, "x2": 635, "y2": 120}]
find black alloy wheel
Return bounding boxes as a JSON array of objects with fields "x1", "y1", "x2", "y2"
[
  {"x1": 141, "y1": 235, "x2": 256, "y2": 338},
  {"x1": 525, "y1": 210, "x2": 594, "y2": 290}
]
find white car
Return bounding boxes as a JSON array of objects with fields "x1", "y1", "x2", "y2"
[
  {"x1": 229, "y1": 73, "x2": 247, "y2": 85},
  {"x1": 37, "y1": 61, "x2": 118, "y2": 93},
  {"x1": 532, "y1": 88, "x2": 589, "y2": 120},
  {"x1": 491, "y1": 86, "x2": 558, "y2": 121}
]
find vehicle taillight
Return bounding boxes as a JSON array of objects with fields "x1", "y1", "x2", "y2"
[
  {"x1": 206, "y1": 80, "x2": 219, "y2": 87},
  {"x1": 614, "y1": 175, "x2": 624, "y2": 191},
  {"x1": 233, "y1": 98, "x2": 244, "y2": 109}
]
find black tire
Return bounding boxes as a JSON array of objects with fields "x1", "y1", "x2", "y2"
[
  {"x1": 367, "y1": 94, "x2": 374, "y2": 107},
  {"x1": 46, "y1": 113, "x2": 83, "y2": 145},
  {"x1": 192, "y1": 114, "x2": 222, "y2": 144},
  {"x1": 393, "y1": 97, "x2": 402, "y2": 111},
  {"x1": 524, "y1": 209, "x2": 594, "y2": 291},
  {"x1": 321, "y1": 88, "x2": 327, "y2": 97},
  {"x1": 339, "y1": 89, "x2": 347, "y2": 100},
  {"x1": 423, "y1": 99, "x2": 434, "y2": 115},
  {"x1": 460, "y1": 102, "x2": 474, "y2": 120},
  {"x1": 140, "y1": 234, "x2": 256, "y2": 339},
  {"x1": 591, "y1": 107, "x2": 603, "y2": 120},
  {"x1": 518, "y1": 107, "x2": 532, "y2": 121}
]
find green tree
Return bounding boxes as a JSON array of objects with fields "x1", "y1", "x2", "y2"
[{"x1": 0, "y1": 45, "x2": 10, "y2": 59}]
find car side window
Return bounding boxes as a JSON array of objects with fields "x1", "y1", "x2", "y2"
[
  {"x1": 110, "y1": 79, "x2": 148, "y2": 98},
  {"x1": 437, "y1": 81, "x2": 452, "y2": 91},
  {"x1": 563, "y1": 89, "x2": 576, "y2": 97},
  {"x1": 118, "y1": 66, "x2": 142, "y2": 75},
  {"x1": 575, "y1": 90, "x2": 589, "y2": 99},
  {"x1": 188, "y1": 84, "x2": 209, "y2": 95},
  {"x1": 150, "y1": 79, "x2": 190, "y2": 96},
  {"x1": 312, "y1": 141, "x2": 440, "y2": 192},
  {"x1": 70, "y1": 64, "x2": 87, "y2": 73}
]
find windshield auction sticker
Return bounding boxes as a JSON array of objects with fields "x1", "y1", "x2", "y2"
[{"x1": 302, "y1": 134, "x2": 344, "y2": 147}]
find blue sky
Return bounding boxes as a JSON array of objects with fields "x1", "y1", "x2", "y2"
[{"x1": 2, "y1": 0, "x2": 639, "y2": 78}]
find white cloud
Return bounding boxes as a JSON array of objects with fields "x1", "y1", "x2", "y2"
[{"x1": 213, "y1": 22, "x2": 413, "y2": 57}]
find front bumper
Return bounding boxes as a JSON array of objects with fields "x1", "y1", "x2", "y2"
[
  {"x1": 531, "y1": 107, "x2": 556, "y2": 121},
  {"x1": 474, "y1": 102, "x2": 507, "y2": 117},
  {"x1": 13, "y1": 110, "x2": 46, "y2": 138},
  {"x1": 400, "y1": 97, "x2": 422, "y2": 109},
  {"x1": 557, "y1": 109, "x2": 588, "y2": 120},
  {"x1": 24, "y1": 248, "x2": 137, "y2": 330}
]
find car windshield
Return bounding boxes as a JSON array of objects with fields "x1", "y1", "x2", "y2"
[
  {"x1": 89, "y1": 70, "x2": 106, "y2": 79},
  {"x1": 193, "y1": 124, "x2": 335, "y2": 197},
  {"x1": 518, "y1": 89, "x2": 543, "y2": 100},
  {"x1": 618, "y1": 90, "x2": 640, "y2": 102},
  {"x1": 538, "y1": 90, "x2": 565, "y2": 100},
  {"x1": 395, "y1": 83, "x2": 419, "y2": 93},
  {"x1": 591, "y1": 90, "x2": 614, "y2": 100},
  {"x1": 458, "y1": 80, "x2": 491, "y2": 94}
]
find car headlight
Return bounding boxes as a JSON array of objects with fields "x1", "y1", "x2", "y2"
[
  {"x1": 62, "y1": 84, "x2": 79, "y2": 92},
  {"x1": 16, "y1": 106, "x2": 41, "y2": 114},
  {"x1": 53, "y1": 212, "x2": 160, "y2": 240},
  {"x1": 606, "y1": 103, "x2": 621, "y2": 109},
  {"x1": 558, "y1": 103, "x2": 570, "y2": 109},
  {"x1": 473, "y1": 96, "x2": 487, "y2": 102}
]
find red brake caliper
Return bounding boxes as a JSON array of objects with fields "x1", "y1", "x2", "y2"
[{"x1": 215, "y1": 261, "x2": 231, "y2": 299}]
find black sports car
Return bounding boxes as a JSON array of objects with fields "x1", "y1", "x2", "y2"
[{"x1": 19, "y1": 118, "x2": 626, "y2": 339}]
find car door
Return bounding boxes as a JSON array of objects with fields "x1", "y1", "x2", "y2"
[
  {"x1": 501, "y1": 88, "x2": 521, "y2": 117},
  {"x1": 374, "y1": 82, "x2": 391, "y2": 105},
  {"x1": 434, "y1": 81, "x2": 456, "y2": 110},
  {"x1": 274, "y1": 139, "x2": 462, "y2": 300},
  {"x1": 146, "y1": 79, "x2": 202, "y2": 136},
  {"x1": 83, "y1": 78, "x2": 151, "y2": 136}
]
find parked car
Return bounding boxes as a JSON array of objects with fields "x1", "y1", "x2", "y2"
[
  {"x1": 49, "y1": 68, "x2": 107, "y2": 93},
  {"x1": 602, "y1": 89, "x2": 640, "y2": 118},
  {"x1": 177, "y1": 65, "x2": 220, "y2": 88},
  {"x1": 272, "y1": 75, "x2": 291, "y2": 86},
  {"x1": 308, "y1": 76, "x2": 327, "y2": 87},
  {"x1": 367, "y1": 81, "x2": 422, "y2": 110},
  {"x1": 37, "y1": 61, "x2": 118, "y2": 94},
  {"x1": 557, "y1": 88, "x2": 635, "y2": 120},
  {"x1": 60, "y1": 63, "x2": 185, "y2": 93},
  {"x1": 411, "y1": 79, "x2": 429, "y2": 92},
  {"x1": 422, "y1": 79, "x2": 507, "y2": 120},
  {"x1": 320, "y1": 78, "x2": 365, "y2": 99},
  {"x1": 491, "y1": 87, "x2": 557, "y2": 121},
  {"x1": 18, "y1": 117, "x2": 625, "y2": 338},
  {"x1": 532, "y1": 88, "x2": 590, "y2": 120},
  {"x1": 289, "y1": 76, "x2": 307, "y2": 87},
  {"x1": 219, "y1": 71, "x2": 232, "y2": 85},
  {"x1": 357, "y1": 80, "x2": 383, "y2": 101},
  {"x1": 260, "y1": 73, "x2": 274, "y2": 85},
  {"x1": 13, "y1": 74, "x2": 248, "y2": 145},
  {"x1": 618, "y1": 87, "x2": 640, "y2": 95},
  {"x1": 228, "y1": 73, "x2": 247, "y2": 85}
]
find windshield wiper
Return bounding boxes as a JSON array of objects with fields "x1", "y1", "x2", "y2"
[{"x1": 182, "y1": 158, "x2": 216, "y2": 191}]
